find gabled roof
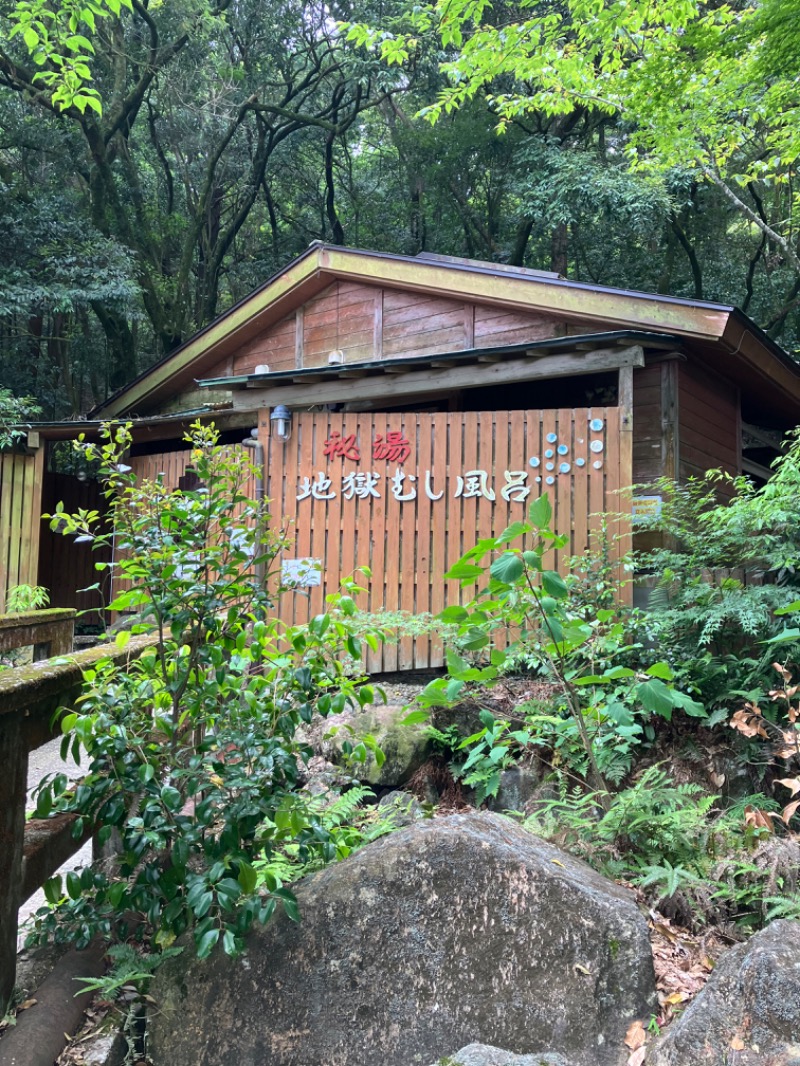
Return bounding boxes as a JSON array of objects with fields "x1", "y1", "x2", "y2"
[{"x1": 91, "y1": 242, "x2": 800, "y2": 422}]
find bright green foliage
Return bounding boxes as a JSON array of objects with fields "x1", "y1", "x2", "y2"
[
  {"x1": 346, "y1": 0, "x2": 800, "y2": 274},
  {"x1": 8, "y1": 0, "x2": 132, "y2": 112},
  {"x1": 5, "y1": 583, "x2": 49, "y2": 612},
  {"x1": 29, "y1": 421, "x2": 383, "y2": 959},
  {"x1": 253, "y1": 785, "x2": 411, "y2": 888},
  {"x1": 635, "y1": 437, "x2": 800, "y2": 705},
  {"x1": 417, "y1": 494, "x2": 705, "y2": 802},
  {"x1": 447, "y1": 708, "x2": 532, "y2": 804}
]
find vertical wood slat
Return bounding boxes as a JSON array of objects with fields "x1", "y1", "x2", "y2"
[
  {"x1": 0, "y1": 451, "x2": 45, "y2": 610},
  {"x1": 272, "y1": 407, "x2": 630, "y2": 672}
]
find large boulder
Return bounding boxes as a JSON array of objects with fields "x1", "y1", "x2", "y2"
[
  {"x1": 149, "y1": 812, "x2": 655, "y2": 1066},
  {"x1": 650, "y1": 919, "x2": 800, "y2": 1065}
]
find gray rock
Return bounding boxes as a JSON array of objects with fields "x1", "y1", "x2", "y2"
[
  {"x1": 148, "y1": 812, "x2": 655, "y2": 1066},
  {"x1": 325, "y1": 703, "x2": 431, "y2": 786},
  {"x1": 651, "y1": 919, "x2": 800, "y2": 1065},
  {"x1": 486, "y1": 765, "x2": 544, "y2": 813},
  {"x1": 378, "y1": 789, "x2": 427, "y2": 827},
  {"x1": 428, "y1": 1045, "x2": 575, "y2": 1065}
]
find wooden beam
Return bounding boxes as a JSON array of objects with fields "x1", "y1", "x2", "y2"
[
  {"x1": 477, "y1": 354, "x2": 504, "y2": 363},
  {"x1": 741, "y1": 422, "x2": 785, "y2": 451},
  {"x1": 661, "y1": 359, "x2": 679, "y2": 482},
  {"x1": 236, "y1": 345, "x2": 645, "y2": 411},
  {"x1": 742, "y1": 456, "x2": 775, "y2": 481},
  {"x1": 618, "y1": 364, "x2": 634, "y2": 593}
]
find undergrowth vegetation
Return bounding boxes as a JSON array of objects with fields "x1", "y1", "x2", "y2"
[
  {"x1": 28, "y1": 422, "x2": 390, "y2": 961},
  {"x1": 411, "y1": 436, "x2": 800, "y2": 932},
  {"x1": 24, "y1": 423, "x2": 800, "y2": 995}
]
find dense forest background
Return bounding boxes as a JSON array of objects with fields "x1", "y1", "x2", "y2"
[{"x1": 1, "y1": 0, "x2": 798, "y2": 419}]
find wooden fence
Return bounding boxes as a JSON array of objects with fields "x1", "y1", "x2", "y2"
[
  {"x1": 117, "y1": 410, "x2": 630, "y2": 672},
  {"x1": 265, "y1": 408, "x2": 630, "y2": 672},
  {"x1": 0, "y1": 449, "x2": 45, "y2": 611}
]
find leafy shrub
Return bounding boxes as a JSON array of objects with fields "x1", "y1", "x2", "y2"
[
  {"x1": 29, "y1": 422, "x2": 383, "y2": 959},
  {"x1": 417, "y1": 494, "x2": 706, "y2": 802}
]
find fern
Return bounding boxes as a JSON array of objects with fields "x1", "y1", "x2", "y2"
[{"x1": 253, "y1": 785, "x2": 406, "y2": 888}]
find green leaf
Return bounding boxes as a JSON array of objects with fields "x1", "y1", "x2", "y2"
[
  {"x1": 400, "y1": 708, "x2": 431, "y2": 725},
  {"x1": 645, "y1": 662, "x2": 674, "y2": 681},
  {"x1": 459, "y1": 626, "x2": 489, "y2": 651},
  {"x1": 238, "y1": 862, "x2": 258, "y2": 895},
  {"x1": 489, "y1": 551, "x2": 524, "y2": 584},
  {"x1": 115, "y1": 628, "x2": 131, "y2": 649},
  {"x1": 670, "y1": 690, "x2": 708, "y2": 718},
  {"x1": 528, "y1": 495, "x2": 552, "y2": 529},
  {"x1": 497, "y1": 521, "x2": 529, "y2": 544},
  {"x1": 160, "y1": 785, "x2": 182, "y2": 812},
  {"x1": 196, "y1": 928, "x2": 220, "y2": 959},
  {"x1": 44, "y1": 875, "x2": 63, "y2": 905},
  {"x1": 34, "y1": 788, "x2": 53, "y2": 818},
  {"x1": 438, "y1": 605, "x2": 469, "y2": 623},
  {"x1": 66, "y1": 871, "x2": 82, "y2": 900},
  {"x1": 764, "y1": 628, "x2": 800, "y2": 645},
  {"x1": 775, "y1": 601, "x2": 800, "y2": 616},
  {"x1": 637, "y1": 679, "x2": 675, "y2": 720},
  {"x1": 604, "y1": 665, "x2": 636, "y2": 680},
  {"x1": 445, "y1": 561, "x2": 484, "y2": 581},
  {"x1": 541, "y1": 570, "x2": 568, "y2": 598}
]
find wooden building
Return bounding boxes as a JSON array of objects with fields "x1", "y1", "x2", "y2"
[{"x1": 10, "y1": 243, "x2": 800, "y2": 670}]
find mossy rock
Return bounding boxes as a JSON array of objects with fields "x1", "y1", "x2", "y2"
[{"x1": 326, "y1": 704, "x2": 432, "y2": 787}]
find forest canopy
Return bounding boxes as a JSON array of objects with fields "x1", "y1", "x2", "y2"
[{"x1": 0, "y1": 0, "x2": 798, "y2": 416}]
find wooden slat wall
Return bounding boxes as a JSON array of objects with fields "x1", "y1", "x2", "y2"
[
  {"x1": 265, "y1": 408, "x2": 629, "y2": 672},
  {"x1": 678, "y1": 360, "x2": 740, "y2": 480},
  {"x1": 0, "y1": 450, "x2": 44, "y2": 611},
  {"x1": 38, "y1": 473, "x2": 111, "y2": 622}
]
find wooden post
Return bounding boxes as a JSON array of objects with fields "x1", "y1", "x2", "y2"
[
  {"x1": 618, "y1": 365, "x2": 634, "y2": 605},
  {"x1": 0, "y1": 713, "x2": 27, "y2": 1005}
]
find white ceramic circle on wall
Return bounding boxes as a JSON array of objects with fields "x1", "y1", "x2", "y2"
[
  {"x1": 593, "y1": 460, "x2": 603, "y2": 469},
  {"x1": 590, "y1": 440, "x2": 604, "y2": 453},
  {"x1": 530, "y1": 456, "x2": 540, "y2": 468},
  {"x1": 589, "y1": 418, "x2": 604, "y2": 432}
]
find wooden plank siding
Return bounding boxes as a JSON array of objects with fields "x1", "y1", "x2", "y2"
[
  {"x1": 0, "y1": 450, "x2": 45, "y2": 611},
  {"x1": 38, "y1": 473, "x2": 111, "y2": 622},
  {"x1": 677, "y1": 360, "x2": 740, "y2": 481},
  {"x1": 201, "y1": 281, "x2": 569, "y2": 388},
  {"x1": 264, "y1": 408, "x2": 629, "y2": 672}
]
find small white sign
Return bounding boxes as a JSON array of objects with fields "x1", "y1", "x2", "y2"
[
  {"x1": 632, "y1": 496, "x2": 663, "y2": 524},
  {"x1": 281, "y1": 557, "x2": 322, "y2": 587}
]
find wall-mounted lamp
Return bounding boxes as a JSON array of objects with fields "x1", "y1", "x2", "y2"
[{"x1": 270, "y1": 404, "x2": 293, "y2": 443}]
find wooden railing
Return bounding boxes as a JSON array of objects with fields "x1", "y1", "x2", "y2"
[{"x1": 0, "y1": 616, "x2": 156, "y2": 1004}]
